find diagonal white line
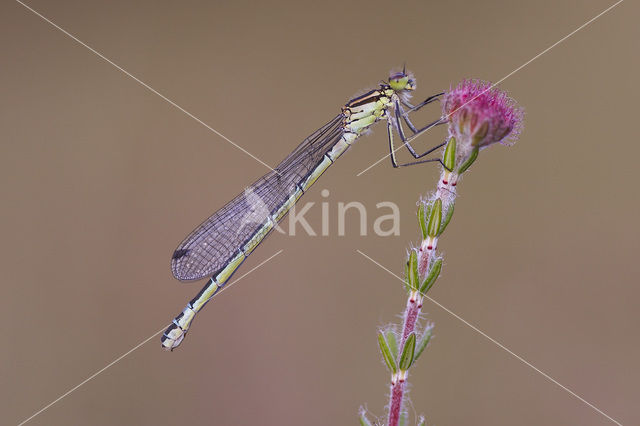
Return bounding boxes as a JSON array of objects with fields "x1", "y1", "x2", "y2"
[
  {"x1": 16, "y1": 250, "x2": 284, "y2": 426},
  {"x1": 488, "y1": 0, "x2": 623, "y2": 90},
  {"x1": 356, "y1": 0, "x2": 624, "y2": 177},
  {"x1": 356, "y1": 249, "x2": 623, "y2": 426},
  {"x1": 15, "y1": 0, "x2": 277, "y2": 174},
  {"x1": 16, "y1": 326, "x2": 166, "y2": 426}
]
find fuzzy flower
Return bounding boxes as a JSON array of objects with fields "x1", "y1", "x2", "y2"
[{"x1": 442, "y1": 80, "x2": 524, "y2": 154}]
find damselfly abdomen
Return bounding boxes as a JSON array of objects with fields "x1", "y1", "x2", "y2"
[{"x1": 162, "y1": 68, "x2": 445, "y2": 350}]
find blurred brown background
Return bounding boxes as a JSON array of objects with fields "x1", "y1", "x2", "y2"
[{"x1": 1, "y1": 1, "x2": 638, "y2": 425}]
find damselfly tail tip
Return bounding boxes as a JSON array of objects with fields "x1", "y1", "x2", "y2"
[{"x1": 161, "y1": 325, "x2": 186, "y2": 351}]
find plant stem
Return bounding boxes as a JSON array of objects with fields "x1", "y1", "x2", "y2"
[
  {"x1": 388, "y1": 378, "x2": 406, "y2": 426},
  {"x1": 401, "y1": 292, "x2": 422, "y2": 341},
  {"x1": 387, "y1": 168, "x2": 458, "y2": 426},
  {"x1": 371, "y1": 78, "x2": 523, "y2": 426}
]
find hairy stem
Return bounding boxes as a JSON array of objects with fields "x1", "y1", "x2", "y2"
[
  {"x1": 372, "y1": 78, "x2": 523, "y2": 426},
  {"x1": 388, "y1": 378, "x2": 406, "y2": 426},
  {"x1": 387, "y1": 167, "x2": 458, "y2": 426}
]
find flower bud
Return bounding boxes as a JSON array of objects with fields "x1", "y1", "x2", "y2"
[{"x1": 442, "y1": 80, "x2": 524, "y2": 163}]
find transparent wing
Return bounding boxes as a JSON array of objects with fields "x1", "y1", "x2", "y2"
[{"x1": 171, "y1": 114, "x2": 345, "y2": 281}]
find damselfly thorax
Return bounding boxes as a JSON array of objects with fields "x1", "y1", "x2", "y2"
[
  {"x1": 344, "y1": 87, "x2": 401, "y2": 131},
  {"x1": 162, "y1": 69, "x2": 446, "y2": 350}
]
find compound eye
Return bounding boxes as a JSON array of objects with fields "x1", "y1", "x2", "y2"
[{"x1": 389, "y1": 74, "x2": 409, "y2": 91}]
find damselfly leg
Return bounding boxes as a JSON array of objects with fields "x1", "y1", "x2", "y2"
[
  {"x1": 401, "y1": 92, "x2": 444, "y2": 121},
  {"x1": 387, "y1": 96, "x2": 448, "y2": 169}
]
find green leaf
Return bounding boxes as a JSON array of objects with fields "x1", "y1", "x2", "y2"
[
  {"x1": 443, "y1": 137, "x2": 456, "y2": 171},
  {"x1": 358, "y1": 413, "x2": 372, "y2": 426},
  {"x1": 427, "y1": 198, "x2": 442, "y2": 238},
  {"x1": 438, "y1": 202, "x2": 455, "y2": 235},
  {"x1": 398, "y1": 333, "x2": 416, "y2": 371},
  {"x1": 408, "y1": 251, "x2": 419, "y2": 291},
  {"x1": 386, "y1": 329, "x2": 398, "y2": 359},
  {"x1": 403, "y1": 259, "x2": 411, "y2": 293},
  {"x1": 419, "y1": 258, "x2": 442, "y2": 294},
  {"x1": 378, "y1": 332, "x2": 397, "y2": 374},
  {"x1": 413, "y1": 328, "x2": 433, "y2": 362},
  {"x1": 457, "y1": 146, "x2": 479, "y2": 174},
  {"x1": 423, "y1": 202, "x2": 432, "y2": 232},
  {"x1": 417, "y1": 203, "x2": 428, "y2": 240},
  {"x1": 399, "y1": 410, "x2": 408, "y2": 426}
]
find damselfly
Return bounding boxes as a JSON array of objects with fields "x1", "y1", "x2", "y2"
[{"x1": 162, "y1": 68, "x2": 445, "y2": 350}]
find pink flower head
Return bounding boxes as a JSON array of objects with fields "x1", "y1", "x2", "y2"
[{"x1": 442, "y1": 80, "x2": 523, "y2": 150}]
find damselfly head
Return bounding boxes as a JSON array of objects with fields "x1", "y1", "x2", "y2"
[{"x1": 388, "y1": 69, "x2": 415, "y2": 92}]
